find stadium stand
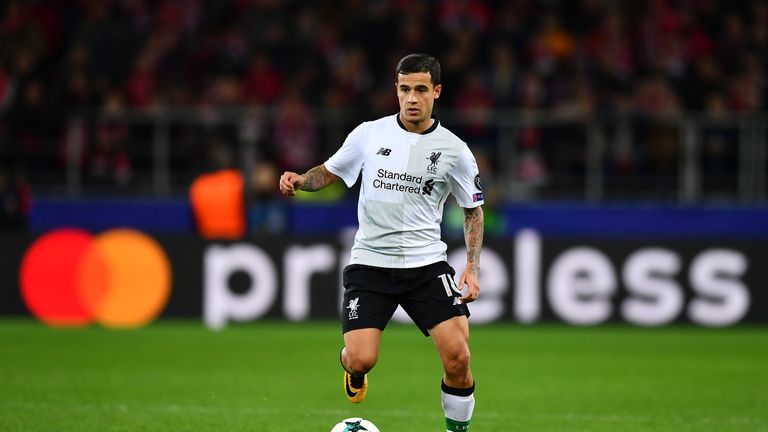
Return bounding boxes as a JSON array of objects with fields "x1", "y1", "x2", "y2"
[{"x1": 0, "y1": 0, "x2": 766, "y2": 227}]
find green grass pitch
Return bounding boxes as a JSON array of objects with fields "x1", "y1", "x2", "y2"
[{"x1": 1, "y1": 319, "x2": 766, "y2": 431}]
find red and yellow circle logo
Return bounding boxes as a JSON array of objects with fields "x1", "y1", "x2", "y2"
[{"x1": 20, "y1": 228, "x2": 172, "y2": 328}]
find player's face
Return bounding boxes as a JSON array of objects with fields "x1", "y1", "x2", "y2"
[{"x1": 396, "y1": 72, "x2": 442, "y2": 131}]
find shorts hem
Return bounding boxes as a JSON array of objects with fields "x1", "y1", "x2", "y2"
[
  {"x1": 419, "y1": 307, "x2": 471, "y2": 337},
  {"x1": 342, "y1": 322, "x2": 387, "y2": 334}
]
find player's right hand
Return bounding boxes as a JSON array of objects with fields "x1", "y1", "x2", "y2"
[{"x1": 279, "y1": 171, "x2": 303, "y2": 196}]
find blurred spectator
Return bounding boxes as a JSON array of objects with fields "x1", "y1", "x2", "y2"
[
  {"x1": 0, "y1": 63, "x2": 13, "y2": 112},
  {"x1": 126, "y1": 50, "x2": 157, "y2": 108},
  {"x1": 486, "y1": 44, "x2": 518, "y2": 107},
  {"x1": 0, "y1": 165, "x2": 31, "y2": 230},
  {"x1": 84, "y1": 121, "x2": 133, "y2": 188},
  {"x1": 700, "y1": 93, "x2": 738, "y2": 196},
  {"x1": 246, "y1": 159, "x2": 285, "y2": 235},
  {"x1": 587, "y1": 11, "x2": 634, "y2": 89},
  {"x1": 454, "y1": 70, "x2": 495, "y2": 149},
  {"x1": 189, "y1": 143, "x2": 245, "y2": 240},
  {"x1": 271, "y1": 91, "x2": 318, "y2": 173},
  {"x1": 513, "y1": 128, "x2": 549, "y2": 198},
  {"x1": 633, "y1": 76, "x2": 682, "y2": 197},
  {"x1": 528, "y1": 13, "x2": 572, "y2": 77},
  {"x1": 437, "y1": 0, "x2": 492, "y2": 34},
  {"x1": 242, "y1": 52, "x2": 284, "y2": 105},
  {"x1": 326, "y1": 47, "x2": 373, "y2": 107}
]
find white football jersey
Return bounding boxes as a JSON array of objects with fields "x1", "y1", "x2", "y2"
[{"x1": 325, "y1": 114, "x2": 484, "y2": 268}]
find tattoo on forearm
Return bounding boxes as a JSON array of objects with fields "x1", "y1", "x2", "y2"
[
  {"x1": 300, "y1": 165, "x2": 327, "y2": 191},
  {"x1": 464, "y1": 206, "x2": 484, "y2": 274}
]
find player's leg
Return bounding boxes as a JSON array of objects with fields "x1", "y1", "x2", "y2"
[
  {"x1": 341, "y1": 328, "x2": 382, "y2": 375},
  {"x1": 397, "y1": 262, "x2": 475, "y2": 431},
  {"x1": 340, "y1": 265, "x2": 398, "y2": 403},
  {"x1": 431, "y1": 315, "x2": 475, "y2": 432},
  {"x1": 431, "y1": 315, "x2": 473, "y2": 388},
  {"x1": 340, "y1": 328, "x2": 381, "y2": 403}
]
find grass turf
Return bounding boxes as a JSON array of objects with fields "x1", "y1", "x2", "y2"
[{"x1": 0, "y1": 319, "x2": 766, "y2": 431}]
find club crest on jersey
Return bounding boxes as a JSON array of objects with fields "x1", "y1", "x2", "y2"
[
  {"x1": 347, "y1": 297, "x2": 360, "y2": 320},
  {"x1": 427, "y1": 151, "x2": 442, "y2": 174}
]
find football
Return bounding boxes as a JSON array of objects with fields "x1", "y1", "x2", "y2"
[{"x1": 330, "y1": 417, "x2": 381, "y2": 432}]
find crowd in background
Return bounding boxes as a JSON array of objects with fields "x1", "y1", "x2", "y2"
[
  {"x1": 3, "y1": 0, "x2": 765, "y2": 113},
  {"x1": 0, "y1": 0, "x2": 766, "y2": 223}
]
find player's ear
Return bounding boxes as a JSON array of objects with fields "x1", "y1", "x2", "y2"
[{"x1": 434, "y1": 84, "x2": 442, "y2": 99}]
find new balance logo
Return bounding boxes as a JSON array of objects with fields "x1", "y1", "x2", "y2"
[{"x1": 376, "y1": 148, "x2": 392, "y2": 156}]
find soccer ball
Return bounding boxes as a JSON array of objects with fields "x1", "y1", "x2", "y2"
[{"x1": 330, "y1": 417, "x2": 380, "y2": 432}]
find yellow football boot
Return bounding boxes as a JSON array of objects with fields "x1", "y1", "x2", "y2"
[{"x1": 343, "y1": 370, "x2": 368, "y2": 404}]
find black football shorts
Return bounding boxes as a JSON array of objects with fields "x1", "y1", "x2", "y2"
[{"x1": 341, "y1": 261, "x2": 471, "y2": 337}]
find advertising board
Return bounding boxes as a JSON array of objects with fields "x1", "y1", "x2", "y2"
[{"x1": 2, "y1": 229, "x2": 765, "y2": 328}]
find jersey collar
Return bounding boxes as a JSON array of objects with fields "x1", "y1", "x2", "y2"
[{"x1": 396, "y1": 114, "x2": 440, "y2": 135}]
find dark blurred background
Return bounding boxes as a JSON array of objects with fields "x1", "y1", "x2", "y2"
[{"x1": 0, "y1": 0, "x2": 766, "y2": 235}]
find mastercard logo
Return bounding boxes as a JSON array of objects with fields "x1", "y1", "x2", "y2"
[{"x1": 20, "y1": 228, "x2": 172, "y2": 328}]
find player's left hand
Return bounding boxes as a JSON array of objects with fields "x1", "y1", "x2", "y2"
[{"x1": 458, "y1": 267, "x2": 480, "y2": 303}]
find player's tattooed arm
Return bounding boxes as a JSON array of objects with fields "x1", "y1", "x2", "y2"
[
  {"x1": 300, "y1": 164, "x2": 338, "y2": 192},
  {"x1": 463, "y1": 206, "x2": 484, "y2": 276},
  {"x1": 279, "y1": 164, "x2": 339, "y2": 196},
  {"x1": 458, "y1": 205, "x2": 484, "y2": 302}
]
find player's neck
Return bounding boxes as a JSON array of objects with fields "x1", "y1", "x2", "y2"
[{"x1": 398, "y1": 113, "x2": 434, "y2": 134}]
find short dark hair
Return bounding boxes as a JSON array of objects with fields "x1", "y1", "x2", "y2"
[{"x1": 395, "y1": 53, "x2": 441, "y2": 86}]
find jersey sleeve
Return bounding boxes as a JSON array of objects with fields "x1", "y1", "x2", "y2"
[
  {"x1": 324, "y1": 123, "x2": 367, "y2": 187},
  {"x1": 448, "y1": 145, "x2": 485, "y2": 208}
]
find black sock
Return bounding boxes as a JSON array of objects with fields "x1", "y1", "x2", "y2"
[{"x1": 350, "y1": 373, "x2": 365, "y2": 388}]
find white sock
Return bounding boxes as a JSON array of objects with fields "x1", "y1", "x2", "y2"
[{"x1": 441, "y1": 381, "x2": 475, "y2": 431}]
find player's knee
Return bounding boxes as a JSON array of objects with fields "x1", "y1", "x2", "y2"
[
  {"x1": 442, "y1": 348, "x2": 471, "y2": 378},
  {"x1": 346, "y1": 350, "x2": 377, "y2": 375}
]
